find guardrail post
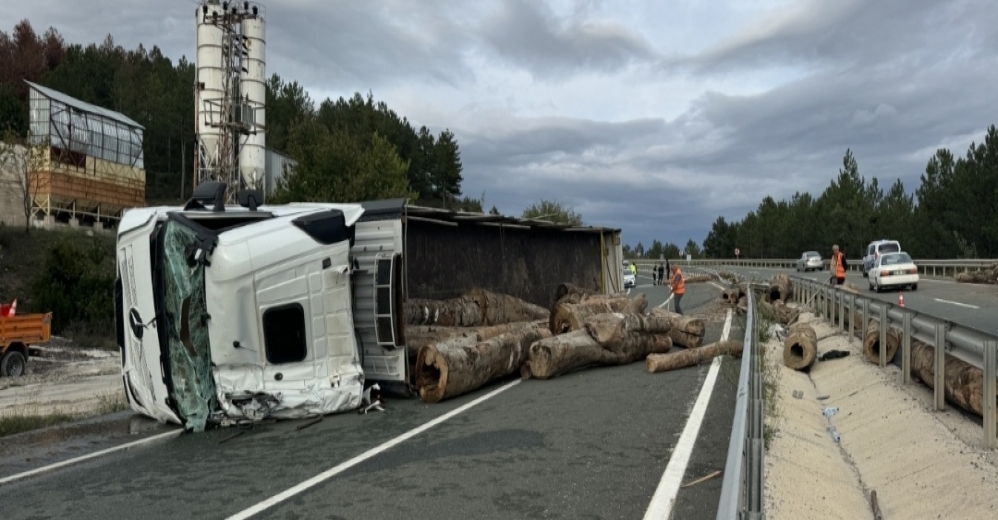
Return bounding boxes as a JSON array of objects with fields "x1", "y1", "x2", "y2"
[
  {"x1": 984, "y1": 341, "x2": 997, "y2": 449},
  {"x1": 879, "y1": 304, "x2": 888, "y2": 368},
  {"x1": 848, "y1": 294, "x2": 856, "y2": 340},
  {"x1": 902, "y1": 312, "x2": 912, "y2": 385},
  {"x1": 935, "y1": 323, "x2": 946, "y2": 411},
  {"x1": 861, "y1": 299, "x2": 869, "y2": 345},
  {"x1": 838, "y1": 290, "x2": 845, "y2": 331}
]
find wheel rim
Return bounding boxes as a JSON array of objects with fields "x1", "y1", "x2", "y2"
[{"x1": 9, "y1": 356, "x2": 24, "y2": 376}]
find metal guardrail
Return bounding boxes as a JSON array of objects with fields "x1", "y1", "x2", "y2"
[
  {"x1": 792, "y1": 275, "x2": 998, "y2": 449},
  {"x1": 717, "y1": 286, "x2": 765, "y2": 519},
  {"x1": 628, "y1": 258, "x2": 998, "y2": 279}
]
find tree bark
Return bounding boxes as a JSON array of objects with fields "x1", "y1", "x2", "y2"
[
  {"x1": 555, "y1": 282, "x2": 599, "y2": 304},
  {"x1": 955, "y1": 265, "x2": 998, "y2": 285},
  {"x1": 548, "y1": 295, "x2": 648, "y2": 334},
  {"x1": 522, "y1": 324, "x2": 672, "y2": 380},
  {"x1": 648, "y1": 308, "x2": 706, "y2": 348},
  {"x1": 862, "y1": 320, "x2": 901, "y2": 364},
  {"x1": 783, "y1": 323, "x2": 818, "y2": 371},
  {"x1": 721, "y1": 286, "x2": 744, "y2": 305},
  {"x1": 416, "y1": 324, "x2": 552, "y2": 403},
  {"x1": 911, "y1": 341, "x2": 998, "y2": 422},
  {"x1": 759, "y1": 300, "x2": 798, "y2": 325},
  {"x1": 404, "y1": 289, "x2": 549, "y2": 327},
  {"x1": 647, "y1": 341, "x2": 744, "y2": 373}
]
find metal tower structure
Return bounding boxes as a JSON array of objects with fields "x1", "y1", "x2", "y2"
[{"x1": 195, "y1": 1, "x2": 266, "y2": 202}]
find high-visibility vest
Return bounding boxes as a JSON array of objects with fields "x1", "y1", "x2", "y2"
[
  {"x1": 672, "y1": 268, "x2": 686, "y2": 295},
  {"x1": 832, "y1": 252, "x2": 846, "y2": 278}
]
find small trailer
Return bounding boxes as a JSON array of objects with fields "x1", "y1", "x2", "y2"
[{"x1": 0, "y1": 311, "x2": 53, "y2": 377}]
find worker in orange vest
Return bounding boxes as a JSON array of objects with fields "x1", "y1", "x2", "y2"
[
  {"x1": 829, "y1": 244, "x2": 847, "y2": 285},
  {"x1": 669, "y1": 264, "x2": 686, "y2": 314}
]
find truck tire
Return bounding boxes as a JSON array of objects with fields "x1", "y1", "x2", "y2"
[{"x1": 1, "y1": 350, "x2": 27, "y2": 377}]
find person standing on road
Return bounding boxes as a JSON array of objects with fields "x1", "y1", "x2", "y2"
[
  {"x1": 630, "y1": 262, "x2": 637, "y2": 277},
  {"x1": 657, "y1": 263, "x2": 665, "y2": 286},
  {"x1": 652, "y1": 263, "x2": 659, "y2": 285},
  {"x1": 669, "y1": 264, "x2": 685, "y2": 314},
  {"x1": 829, "y1": 244, "x2": 847, "y2": 285}
]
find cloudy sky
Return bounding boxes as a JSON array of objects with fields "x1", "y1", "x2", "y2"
[{"x1": 5, "y1": 0, "x2": 998, "y2": 249}]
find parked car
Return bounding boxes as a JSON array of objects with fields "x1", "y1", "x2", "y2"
[
  {"x1": 868, "y1": 252, "x2": 919, "y2": 292},
  {"x1": 623, "y1": 269, "x2": 636, "y2": 288},
  {"x1": 862, "y1": 240, "x2": 901, "y2": 277},
  {"x1": 796, "y1": 251, "x2": 823, "y2": 272}
]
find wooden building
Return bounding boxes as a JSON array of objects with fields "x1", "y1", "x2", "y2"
[{"x1": 25, "y1": 81, "x2": 145, "y2": 228}]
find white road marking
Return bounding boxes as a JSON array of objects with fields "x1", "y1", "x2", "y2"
[
  {"x1": 643, "y1": 309, "x2": 733, "y2": 519},
  {"x1": 933, "y1": 298, "x2": 980, "y2": 309},
  {"x1": 0, "y1": 429, "x2": 183, "y2": 486},
  {"x1": 227, "y1": 379, "x2": 523, "y2": 520},
  {"x1": 709, "y1": 282, "x2": 726, "y2": 292}
]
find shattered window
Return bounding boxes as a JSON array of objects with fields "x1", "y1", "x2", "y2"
[
  {"x1": 162, "y1": 220, "x2": 217, "y2": 432},
  {"x1": 264, "y1": 304, "x2": 307, "y2": 364}
]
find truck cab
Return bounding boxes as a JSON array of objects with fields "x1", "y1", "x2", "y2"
[{"x1": 114, "y1": 183, "x2": 388, "y2": 431}]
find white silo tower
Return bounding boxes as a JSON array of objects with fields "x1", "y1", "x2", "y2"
[
  {"x1": 196, "y1": 0, "x2": 226, "y2": 180},
  {"x1": 239, "y1": 5, "x2": 266, "y2": 191}
]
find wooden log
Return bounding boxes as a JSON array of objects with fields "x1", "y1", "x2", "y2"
[
  {"x1": 522, "y1": 317, "x2": 673, "y2": 380},
  {"x1": 766, "y1": 280, "x2": 791, "y2": 303},
  {"x1": 404, "y1": 289, "x2": 549, "y2": 327},
  {"x1": 759, "y1": 300, "x2": 798, "y2": 325},
  {"x1": 862, "y1": 320, "x2": 901, "y2": 364},
  {"x1": 783, "y1": 323, "x2": 818, "y2": 371},
  {"x1": 555, "y1": 282, "x2": 598, "y2": 304},
  {"x1": 955, "y1": 264, "x2": 998, "y2": 285},
  {"x1": 842, "y1": 281, "x2": 862, "y2": 294},
  {"x1": 720, "y1": 286, "x2": 744, "y2": 305},
  {"x1": 417, "y1": 324, "x2": 552, "y2": 403},
  {"x1": 647, "y1": 341, "x2": 744, "y2": 373},
  {"x1": 910, "y1": 341, "x2": 998, "y2": 423},
  {"x1": 463, "y1": 288, "x2": 550, "y2": 324},
  {"x1": 648, "y1": 308, "x2": 706, "y2": 348},
  {"x1": 548, "y1": 295, "x2": 648, "y2": 334}
]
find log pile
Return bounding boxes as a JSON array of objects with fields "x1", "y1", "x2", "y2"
[
  {"x1": 955, "y1": 264, "x2": 998, "y2": 285},
  {"x1": 522, "y1": 312, "x2": 674, "y2": 380},
  {"x1": 911, "y1": 341, "x2": 998, "y2": 423},
  {"x1": 862, "y1": 320, "x2": 901, "y2": 364},
  {"x1": 409, "y1": 283, "x2": 728, "y2": 403},
  {"x1": 647, "y1": 341, "x2": 744, "y2": 373},
  {"x1": 718, "y1": 270, "x2": 739, "y2": 283},
  {"x1": 649, "y1": 308, "x2": 706, "y2": 349},
  {"x1": 549, "y1": 294, "x2": 648, "y2": 334},
  {"x1": 719, "y1": 286, "x2": 745, "y2": 305},
  {"x1": 783, "y1": 323, "x2": 818, "y2": 371}
]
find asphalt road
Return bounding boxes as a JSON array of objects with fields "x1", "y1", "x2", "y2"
[
  {"x1": 0, "y1": 281, "x2": 742, "y2": 520},
  {"x1": 724, "y1": 265, "x2": 998, "y2": 335}
]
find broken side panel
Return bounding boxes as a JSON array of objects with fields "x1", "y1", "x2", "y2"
[{"x1": 159, "y1": 219, "x2": 218, "y2": 432}]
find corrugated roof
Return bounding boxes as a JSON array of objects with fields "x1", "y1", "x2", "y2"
[{"x1": 25, "y1": 80, "x2": 144, "y2": 129}]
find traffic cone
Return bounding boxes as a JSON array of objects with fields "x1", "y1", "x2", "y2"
[{"x1": 898, "y1": 292, "x2": 905, "y2": 308}]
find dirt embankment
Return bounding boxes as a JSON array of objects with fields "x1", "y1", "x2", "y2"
[{"x1": 1, "y1": 336, "x2": 123, "y2": 418}]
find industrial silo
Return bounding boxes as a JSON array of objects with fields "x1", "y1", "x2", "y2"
[
  {"x1": 239, "y1": 5, "x2": 266, "y2": 191},
  {"x1": 196, "y1": 0, "x2": 226, "y2": 179}
]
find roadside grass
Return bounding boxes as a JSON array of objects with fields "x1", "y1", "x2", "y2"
[
  {"x1": 755, "y1": 304, "x2": 783, "y2": 451},
  {"x1": 0, "y1": 390, "x2": 129, "y2": 438}
]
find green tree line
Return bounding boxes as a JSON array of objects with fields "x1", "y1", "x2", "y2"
[
  {"x1": 702, "y1": 125, "x2": 998, "y2": 260},
  {"x1": 0, "y1": 20, "x2": 475, "y2": 206}
]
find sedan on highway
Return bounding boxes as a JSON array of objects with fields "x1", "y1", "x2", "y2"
[
  {"x1": 796, "y1": 251, "x2": 823, "y2": 272},
  {"x1": 869, "y1": 252, "x2": 919, "y2": 292},
  {"x1": 623, "y1": 269, "x2": 636, "y2": 288}
]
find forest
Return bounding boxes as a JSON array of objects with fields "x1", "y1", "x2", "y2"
[
  {"x1": 700, "y1": 133, "x2": 998, "y2": 260},
  {"x1": 0, "y1": 20, "x2": 479, "y2": 209}
]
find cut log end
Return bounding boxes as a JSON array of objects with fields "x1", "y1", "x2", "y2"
[
  {"x1": 783, "y1": 325, "x2": 817, "y2": 371},
  {"x1": 416, "y1": 347, "x2": 447, "y2": 403}
]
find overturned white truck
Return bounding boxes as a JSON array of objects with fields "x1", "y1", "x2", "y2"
[{"x1": 115, "y1": 183, "x2": 623, "y2": 431}]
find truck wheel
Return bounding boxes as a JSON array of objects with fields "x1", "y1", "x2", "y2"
[{"x1": 1, "y1": 350, "x2": 27, "y2": 377}]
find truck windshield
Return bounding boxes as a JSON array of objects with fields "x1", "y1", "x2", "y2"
[{"x1": 157, "y1": 218, "x2": 217, "y2": 432}]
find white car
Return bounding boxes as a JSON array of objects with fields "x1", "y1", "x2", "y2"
[
  {"x1": 796, "y1": 251, "x2": 823, "y2": 272},
  {"x1": 623, "y1": 270, "x2": 636, "y2": 288},
  {"x1": 869, "y1": 252, "x2": 919, "y2": 292}
]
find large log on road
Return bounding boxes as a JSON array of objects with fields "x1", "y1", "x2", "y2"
[
  {"x1": 955, "y1": 264, "x2": 998, "y2": 285},
  {"x1": 548, "y1": 294, "x2": 648, "y2": 334},
  {"x1": 647, "y1": 341, "x2": 744, "y2": 373},
  {"x1": 464, "y1": 288, "x2": 550, "y2": 324},
  {"x1": 648, "y1": 308, "x2": 705, "y2": 348},
  {"x1": 416, "y1": 324, "x2": 552, "y2": 403},
  {"x1": 862, "y1": 320, "x2": 901, "y2": 365},
  {"x1": 759, "y1": 300, "x2": 799, "y2": 326},
  {"x1": 766, "y1": 274, "x2": 792, "y2": 303},
  {"x1": 783, "y1": 323, "x2": 818, "y2": 371},
  {"x1": 522, "y1": 313, "x2": 673, "y2": 380},
  {"x1": 911, "y1": 341, "x2": 998, "y2": 422}
]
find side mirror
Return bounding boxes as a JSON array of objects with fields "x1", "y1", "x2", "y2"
[{"x1": 238, "y1": 189, "x2": 264, "y2": 211}]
